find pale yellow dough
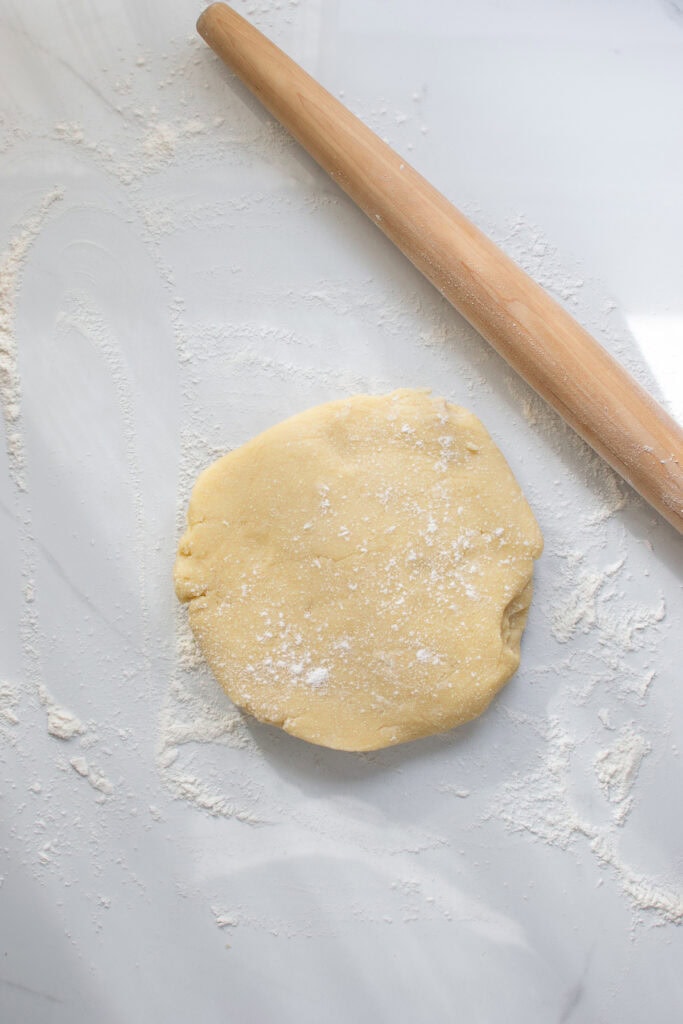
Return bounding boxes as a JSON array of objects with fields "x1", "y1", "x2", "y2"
[{"x1": 174, "y1": 390, "x2": 543, "y2": 751}]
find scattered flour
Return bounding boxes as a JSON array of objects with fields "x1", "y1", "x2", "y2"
[
  {"x1": 492, "y1": 716, "x2": 681, "y2": 926},
  {"x1": 69, "y1": 756, "x2": 114, "y2": 796},
  {"x1": 589, "y1": 833, "x2": 683, "y2": 925},
  {"x1": 594, "y1": 725, "x2": 651, "y2": 826},
  {"x1": 38, "y1": 683, "x2": 84, "y2": 740},
  {"x1": 438, "y1": 784, "x2": 471, "y2": 799},
  {"x1": 0, "y1": 188, "x2": 63, "y2": 487},
  {"x1": 505, "y1": 376, "x2": 630, "y2": 528},
  {"x1": 305, "y1": 666, "x2": 329, "y2": 688},
  {"x1": 175, "y1": 627, "x2": 204, "y2": 672},
  {"x1": 54, "y1": 293, "x2": 152, "y2": 653},
  {"x1": 157, "y1": 118, "x2": 677, "y2": 929},
  {"x1": 211, "y1": 906, "x2": 239, "y2": 929},
  {"x1": 159, "y1": 654, "x2": 254, "y2": 758},
  {"x1": 142, "y1": 118, "x2": 213, "y2": 171},
  {"x1": 584, "y1": 473, "x2": 627, "y2": 526},
  {"x1": 551, "y1": 558, "x2": 623, "y2": 643},
  {"x1": 489, "y1": 535, "x2": 679, "y2": 927},
  {"x1": 69, "y1": 755, "x2": 90, "y2": 777},
  {"x1": 159, "y1": 767, "x2": 261, "y2": 823},
  {"x1": 494, "y1": 717, "x2": 580, "y2": 850}
]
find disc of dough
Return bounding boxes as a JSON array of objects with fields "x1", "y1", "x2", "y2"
[{"x1": 174, "y1": 389, "x2": 543, "y2": 751}]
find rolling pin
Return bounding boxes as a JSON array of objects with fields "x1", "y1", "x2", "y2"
[{"x1": 197, "y1": 2, "x2": 683, "y2": 534}]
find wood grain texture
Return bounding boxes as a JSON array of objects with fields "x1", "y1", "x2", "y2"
[{"x1": 197, "y1": 2, "x2": 683, "y2": 533}]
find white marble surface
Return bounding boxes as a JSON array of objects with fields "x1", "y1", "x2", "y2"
[{"x1": 1, "y1": 1, "x2": 682, "y2": 1021}]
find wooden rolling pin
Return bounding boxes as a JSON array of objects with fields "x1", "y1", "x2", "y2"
[{"x1": 197, "y1": 2, "x2": 683, "y2": 533}]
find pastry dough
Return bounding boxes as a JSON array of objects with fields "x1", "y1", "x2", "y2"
[{"x1": 175, "y1": 390, "x2": 542, "y2": 751}]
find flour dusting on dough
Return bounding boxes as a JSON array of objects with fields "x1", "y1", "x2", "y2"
[
  {"x1": 594, "y1": 726, "x2": 650, "y2": 826},
  {"x1": 490, "y1": 541, "x2": 678, "y2": 926},
  {"x1": 0, "y1": 681, "x2": 20, "y2": 744},
  {"x1": 174, "y1": 390, "x2": 542, "y2": 751},
  {"x1": 157, "y1": 620, "x2": 263, "y2": 823},
  {"x1": 1, "y1": 35, "x2": 673, "y2": 949}
]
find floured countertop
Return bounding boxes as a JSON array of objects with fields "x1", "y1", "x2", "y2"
[{"x1": 1, "y1": 2, "x2": 682, "y2": 1022}]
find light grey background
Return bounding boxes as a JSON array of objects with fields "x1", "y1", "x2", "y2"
[{"x1": 1, "y1": 1, "x2": 682, "y2": 1022}]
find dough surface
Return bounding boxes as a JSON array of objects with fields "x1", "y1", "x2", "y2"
[{"x1": 175, "y1": 390, "x2": 543, "y2": 751}]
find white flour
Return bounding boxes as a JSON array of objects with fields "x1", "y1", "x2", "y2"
[
  {"x1": 156, "y1": 615, "x2": 263, "y2": 822},
  {"x1": 482, "y1": 402, "x2": 678, "y2": 927},
  {"x1": 1, "y1": 24, "x2": 680, "y2": 947},
  {"x1": 69, "y1": 755, "x2": 114, "y2": 797},
  {"x1": 0, "y1": 188, "x2": 63, "y2": 487},
  {"x1": 594, "y1": 725, "x2": 651, "y2": 826},
  {"x1": 0, "y1": 681, "x2": 19, "y2": 744},
  {"x1": 54, "y1": 293, "x2": 151, "y2": 651},
  {"x1": 38, "y1": 683, "x2": 85, "y2": 740},
  {"x1": 0, "y1": 681, "x2": 18, "y2": 722},
  {"x1": 492, "y1": 716, "x2": 682, "y2": 925},
  {"x1": 211, "y1": 906, "x2": 239, "y2": 929},
  {"x1": 551, "y1": 555, "x2": 665, "y2": 647},
  {"x1": 589, "y1": 833, "x2": 683, "y2": 925},
  {"x1": 153, "y1": 75, "x2": 677, "y2": 926}
]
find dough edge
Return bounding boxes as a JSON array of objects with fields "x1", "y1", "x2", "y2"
[{"x1": 175, "y1": 389, "x2": 543, "y2": 752}]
